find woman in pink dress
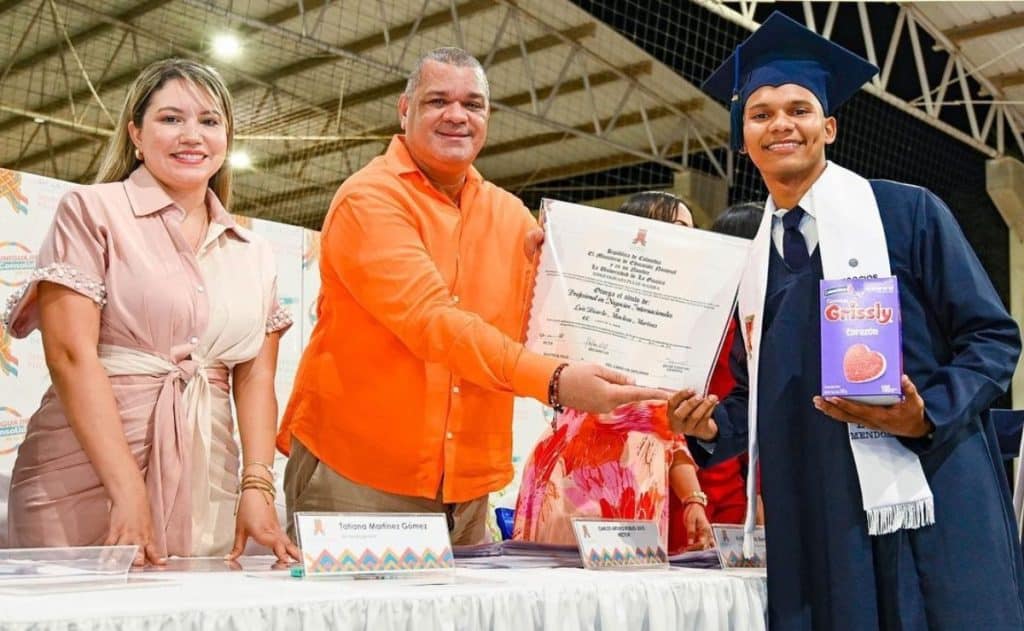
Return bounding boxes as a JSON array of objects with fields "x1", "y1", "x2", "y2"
[
  {"x1": 513, "y1": 192, "x2": 713, "y2": 552},
  {"x1": 2, "y1": 59, "x2": 297, "y2": 565}
]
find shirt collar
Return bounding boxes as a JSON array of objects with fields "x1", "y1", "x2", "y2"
[
  {"x1": 767, "y1": 164, "x2": 826, "y2": 220},
  {"x1": 124, "y1": 165, "x2": 249, "y2": 242},
  {"x1": 124, "y1": 165, "x2": 176, "y2": 216},
  {"x1": 383, "y1": 135, "x2": 483, "y2": 187}
]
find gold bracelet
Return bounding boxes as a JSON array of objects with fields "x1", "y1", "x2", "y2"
[
  {"x1": 241, "y1": 473, "x2": 275, "y2": 485},
  {"x1": 242, "y1": 461, "x2": 276, "y2": 481},
  {"x1": 240, "y1": 476, "x2": 276, "y2": 495},
  {"x1": 681, "y1": 490, "x2": 708, "y2": 508},
  {"x1": 235, "y1": 478, "x2": 276, "y2": 514}
]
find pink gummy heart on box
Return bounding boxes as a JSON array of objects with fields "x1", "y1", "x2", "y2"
[{"x1": 842, "y1": 343, "x2": 887, "y2": 383}]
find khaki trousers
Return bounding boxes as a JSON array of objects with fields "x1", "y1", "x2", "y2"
[{"x1": 284, "y1": 438, "x2": 489, "y2": 545}]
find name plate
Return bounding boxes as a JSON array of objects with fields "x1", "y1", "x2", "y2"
[
  {"x1": 571, "y1": 518, "x2": 668, "y2": 570},
  {"x1": 294, "y1": 512, "x2": 454, "y2": 579},
  {"x1": 712, "y1": 524, "x2": 767, "y2": 569}
]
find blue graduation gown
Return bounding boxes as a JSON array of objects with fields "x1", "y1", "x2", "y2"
[{"x1": 706, "y1": 180, "x2": 1024, "y2": 630}]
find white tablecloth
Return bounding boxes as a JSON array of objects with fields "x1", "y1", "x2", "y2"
[{"x1": 0, "y1": 565, "x2": 767, "y2": 631}]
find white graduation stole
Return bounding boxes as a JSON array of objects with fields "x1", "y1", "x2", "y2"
[{"x1": 736, "y1": 162, "x2": 934, "y2": 556}]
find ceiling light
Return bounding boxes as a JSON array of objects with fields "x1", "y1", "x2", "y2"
[
  {"x1": 212, "y1": 33, "x2": 242, "y2": 59},
  {"x1": 230, "y1": 150, "x2": 252, "y2": 169}
]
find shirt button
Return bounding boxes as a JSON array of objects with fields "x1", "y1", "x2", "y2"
[
  {"x1": 452, "y1": 295, "x2": 460, "y2": 304},
  {"x1": 189, "y1": 336, "x2": 199, "y2": 345},
  {"x1": 446, "y1": 432, "x2": 454, "y2": 440},
  {"x1": 197, "y1": 285, "x2": 205, "y2": 293},
  {"x1": 452, "y1": 386, "x2": 460, "y2": 394}
]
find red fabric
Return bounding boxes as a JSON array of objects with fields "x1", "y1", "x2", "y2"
[
  {"x1": 707, "y1": 323, "x2": 738, "y2": 400},
  {"x1": 698, "y1": 456, "x2": 748, "y2": 522}
]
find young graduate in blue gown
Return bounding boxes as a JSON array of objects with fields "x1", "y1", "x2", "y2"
[{"x1": 669, "y1": 12, "x2": 1024, "y2": 630}]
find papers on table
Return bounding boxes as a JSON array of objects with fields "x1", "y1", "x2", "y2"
[
  {"x1": 667, "y1": 549, "x2": 721, "y2": 569},
  {"x1": 453, "y1": 541, "x2": 582, "y2": 569},
  {"x1": 454, "y1": 541, "x2": 726, "y2": 570}
]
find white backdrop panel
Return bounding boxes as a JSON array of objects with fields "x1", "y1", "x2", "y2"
[{"x1": 0, "y1": 169, "x2": 75, "y2": 548}]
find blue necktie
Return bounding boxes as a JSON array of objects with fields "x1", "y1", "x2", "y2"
[{"x1": 782, "y1": 206, "x2": 809, "y2": 270}]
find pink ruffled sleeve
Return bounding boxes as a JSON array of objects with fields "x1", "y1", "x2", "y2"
[{"x1": 2, "y1": 190, "x2": 108, "y2": 337}]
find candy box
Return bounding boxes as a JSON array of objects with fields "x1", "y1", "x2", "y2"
[{"x1": 820, "y1": 276, "x2": 903, "y2": 405}]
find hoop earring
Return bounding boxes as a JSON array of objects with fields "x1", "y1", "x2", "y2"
[{"x1": 134, "y1": 147, "x2": 143, "y2": 161}]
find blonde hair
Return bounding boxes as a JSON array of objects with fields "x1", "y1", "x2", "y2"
[{"x1": 95, "y1": 58, "x2": 235, "y2": 208}]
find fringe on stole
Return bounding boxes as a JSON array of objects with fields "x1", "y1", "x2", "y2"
[{"x1": 866, "y1": 498, "x2": 935, "y2": 536}]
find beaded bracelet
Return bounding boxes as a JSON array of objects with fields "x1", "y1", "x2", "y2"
[{"x1": 547, "y1": 363, "x2": 569, "y2": 413}]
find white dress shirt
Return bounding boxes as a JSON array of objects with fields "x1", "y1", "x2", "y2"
[{"x1": 769, "y1": 194, "x2": 820, "y2": 260}]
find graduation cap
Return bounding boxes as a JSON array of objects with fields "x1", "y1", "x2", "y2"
[{"x1": 703, "y1": 11, "x2": 879, "y2": 151}]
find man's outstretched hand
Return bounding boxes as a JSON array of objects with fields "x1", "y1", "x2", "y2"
[{"x1": 667, "y1": 389, "x2": 719, "y2": 440}]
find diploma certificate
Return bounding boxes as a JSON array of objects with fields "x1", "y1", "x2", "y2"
[{"x1": 526, "y1": 199, "x2": 751, "y2": 391}]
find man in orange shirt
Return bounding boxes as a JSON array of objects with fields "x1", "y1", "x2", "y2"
[{"x1": 278, "y1": 47, "x2": 666, "y2": 544}]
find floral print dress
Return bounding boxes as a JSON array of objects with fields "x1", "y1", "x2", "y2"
[{"x1": 513, "y1": 402, "x2": 686, "y2": 549}]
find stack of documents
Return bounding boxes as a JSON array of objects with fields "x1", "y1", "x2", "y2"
[
  {"x1": 453, "y1": 541, "x2": 582, "y2": 569},
  {"x1": 667, "y1": 549, "x2": 721, "y2": 569}
]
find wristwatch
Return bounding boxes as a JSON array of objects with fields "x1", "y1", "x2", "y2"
[{"x1": 682, "y1": 490, "x2": 708, "y2": 508}]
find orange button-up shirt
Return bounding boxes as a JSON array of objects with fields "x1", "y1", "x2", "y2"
[{"x1": 277, "y1": 136, "x2": 560, "y2": 502}]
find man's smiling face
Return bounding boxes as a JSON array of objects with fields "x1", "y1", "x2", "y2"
[
  {"x1": 742, "y1": 83, "x2": 836, "y2": 184},
  {"x1": 398, "y1": 60, "x2": 489, "y2": 184}
]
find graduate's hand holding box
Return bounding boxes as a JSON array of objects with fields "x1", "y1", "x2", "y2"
[{"x1": 814, "y1": 276, "x2": 931, "y2": 438}]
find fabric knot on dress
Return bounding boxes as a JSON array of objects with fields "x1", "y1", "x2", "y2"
[
  {"x1": 97, "y1": 345, "x2": 222, "y2": 556},
  {"x1": 173, "y1": 358, "x2": 200, "y2": 384}
]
